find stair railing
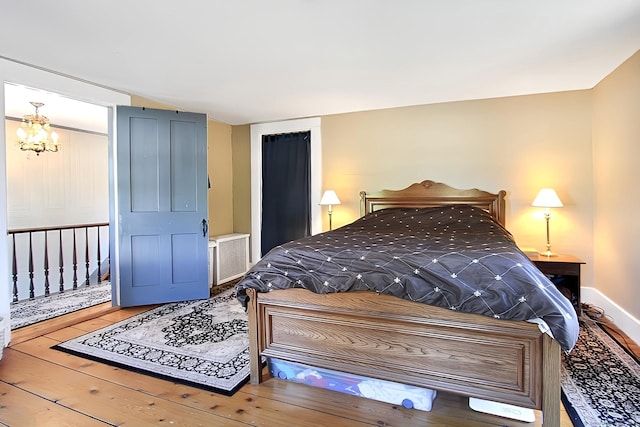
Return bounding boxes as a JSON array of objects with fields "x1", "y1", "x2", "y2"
[{"x1": 8, "y1": 222, "x2": 109, "y2": 302}]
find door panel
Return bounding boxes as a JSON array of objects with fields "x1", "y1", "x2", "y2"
[
  {"x1": 130, "y1": 117, "x2": 161, "y2": 212},
  {"x1": 171, "y1": 232, "x2": 199, "y2": 283},
  {"x1": 170, "y1": 121, "x2": 198, "y2": 212},
  {"x1": 131, "y1": 234, "x2": 161, "y2": 286},
  {"x1": 114, "y1": 106, "x2": 209, "y2": 307}
]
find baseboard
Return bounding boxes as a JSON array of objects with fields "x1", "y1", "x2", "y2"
[{"x1": 581, "y1": 286, "x2": 640, "y2": 347}]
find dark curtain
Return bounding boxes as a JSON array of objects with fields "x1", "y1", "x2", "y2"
[{"x1": 261, "y1": 131, "x2": 311, "y2": 256}]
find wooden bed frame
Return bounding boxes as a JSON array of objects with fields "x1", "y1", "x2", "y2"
[{"x1": 245, "y1": 180, "x2": 560, "y2": 426}]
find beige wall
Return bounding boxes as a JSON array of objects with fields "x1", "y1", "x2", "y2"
[
  {"x1": 231, "y1": 124, "x2": 252, "y2": 234},
  {"x1": 130, "y1": 95, "x2": 234, "y2": 236},
  {"x1": 321, "y1": 93, "x2": 594, "y2": 275},
  {"x1": 207, "y1": 120, "x2": 234, "y2": 236},
  {"x1": 130, "y1": 95, "x2": 176, "y2": 112},
  {"x1": 234, "y1": 92, "x2": 595, "y2": 281},
  {"x1": 592, "y1": 50, "x2": 640, "y2": 321}
]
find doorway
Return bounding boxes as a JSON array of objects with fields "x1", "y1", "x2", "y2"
[
  {"x1": 4, "y1": 83, "x2": 111, "y2": 325},
  {"x1": 260, "y1": 130, "x2": 311, "y2": 255},
  {"x1": 0, "y1": 62, "x2": 129, "y2": 343},
  {"x1": 250, "y1": 117, "x2": 323, "y2": 263}
]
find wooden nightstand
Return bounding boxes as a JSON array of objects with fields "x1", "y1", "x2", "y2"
[{"x1": 527, "y1": 253, "x2": 585, "y2": 316}]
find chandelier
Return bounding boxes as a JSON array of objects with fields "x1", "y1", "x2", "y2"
[{"x1": 16, "y1": 102, "x2": 59, "y2": 155}]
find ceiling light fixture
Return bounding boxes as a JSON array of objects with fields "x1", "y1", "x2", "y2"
[{"x1": 16, "y1": 101, "x2": 59, "y2": 155}]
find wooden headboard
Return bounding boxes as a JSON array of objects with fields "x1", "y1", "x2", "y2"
[{"x1": 359, "y1": 180, "x2": 507, "y2": 226}]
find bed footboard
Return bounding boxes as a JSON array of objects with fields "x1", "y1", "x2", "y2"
[{"x1": 246, "y1": 288, "x2": 560, "y2": 425}]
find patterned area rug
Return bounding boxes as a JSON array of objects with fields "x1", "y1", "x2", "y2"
[
  {"x1": 561, "y1": 317, "x2": 640, "y2": 426},
  {"x1": 53, "y1": 288, "x2": 250, "y2": 395},
  {"x1": 10, "y1": 282, "x2": 112, "y2": 330}
]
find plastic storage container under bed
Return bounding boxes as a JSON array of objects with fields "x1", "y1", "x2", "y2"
[{"x1": 267, "y1": 357, "x2": 437, "y2": 411}]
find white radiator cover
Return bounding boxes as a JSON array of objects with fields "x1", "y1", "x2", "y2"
[{"x1": 208, "y1": 233, "x2": 250, "y2": 286}]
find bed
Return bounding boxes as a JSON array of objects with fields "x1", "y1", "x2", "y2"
[{"x1": 237, "y1": 180, "x2": 579, "y2": 426}]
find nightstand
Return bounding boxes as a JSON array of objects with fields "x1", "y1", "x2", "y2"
[{"x1": 527, "y1": 254, "x2": 585, "y2": 316}]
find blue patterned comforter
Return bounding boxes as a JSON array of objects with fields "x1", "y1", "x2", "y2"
[{"x1": 236, "y1": 205, "x2": 579, "y2": 351}]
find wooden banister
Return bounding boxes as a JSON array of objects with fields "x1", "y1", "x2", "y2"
[{"x1": 8, "y1": 222, "x2": 109, "y2": 302}]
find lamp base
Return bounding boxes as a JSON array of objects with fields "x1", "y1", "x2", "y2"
[{"x1": 541, "y1": 250, "x2": 558, "y2": 257}]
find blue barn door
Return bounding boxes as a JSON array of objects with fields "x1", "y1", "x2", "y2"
[{"x1": 114, "y1": 106, "x2": 209, "y2": 307}]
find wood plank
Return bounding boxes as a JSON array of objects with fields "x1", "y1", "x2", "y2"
[
  {"x1": 0, "y1": 381, "x2": 107, "y2": 427},
  {"x1": 97, "y1": 304, "x2": 160, "y2": 322},
  {"x1": 64, "y1": 316, "x2": 114, "y2": 333},
  {"x1": 8, "y1": 302, "x2": 117, "y2": 345},
  {"x1": 244, "y1": 376, "x2": 543, "y2": 427},
  {"x1": 6, "y1": 339, "x2": 374, "y2": 427},
  {"x1": 0, "y1": 348, "x2": 245, "y2": 426},
  {"x1": 42, "y1": 325, "x2": 93, "y2": 342}
]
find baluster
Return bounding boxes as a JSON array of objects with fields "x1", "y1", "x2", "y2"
[
  {"x1": 72, "y1": 228, "x2": 78, "y2": 290},
  {"x1": 28, "y1": 232, "x2": 35, "y2": 299},
  {"x1": 59, "y1": 229, "x2": 65, "y2": 292},
  {"x1": 85, "y1": 227, "x2": 90, "y2": 286},
  {"x1": 43, "y1": 231, "x2": 50, "y2": 296},
  {"x1": 96, "y1": 226, "x2": 102, "y2": 282},
  {"x1": 12, "y1": 234, "x2": 18, "y2": 302}
]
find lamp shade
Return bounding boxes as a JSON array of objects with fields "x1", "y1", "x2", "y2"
[
  {"x1": 320, "y1": 190, "x2": 341, "y2": 206},
  {"x1": 532, "y1": 188, "x2": 563, "y2": 208}
]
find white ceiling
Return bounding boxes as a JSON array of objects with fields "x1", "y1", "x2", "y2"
[
  {"x1": 4, "y1": 83, "x2": 109, "y2": 134},
  {"x1": 2, "y1": 1, "x2": 640, "y2": 129}
]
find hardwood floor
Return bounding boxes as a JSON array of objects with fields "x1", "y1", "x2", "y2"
[{"x1": 1, "y1": 304, "x2": 636, "y2": 427}]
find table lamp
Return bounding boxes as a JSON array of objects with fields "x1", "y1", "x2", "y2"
[
  {"x1": 319, "y1": 190, "x2": 341, "y2": 230},
  {"x1": 531, "y1": 188, "x2": 563, "y2": 257}
]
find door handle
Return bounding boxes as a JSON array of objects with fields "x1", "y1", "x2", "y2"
[{"x1": 202, "y1": 219, "x2": 208, "y2": 237}]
